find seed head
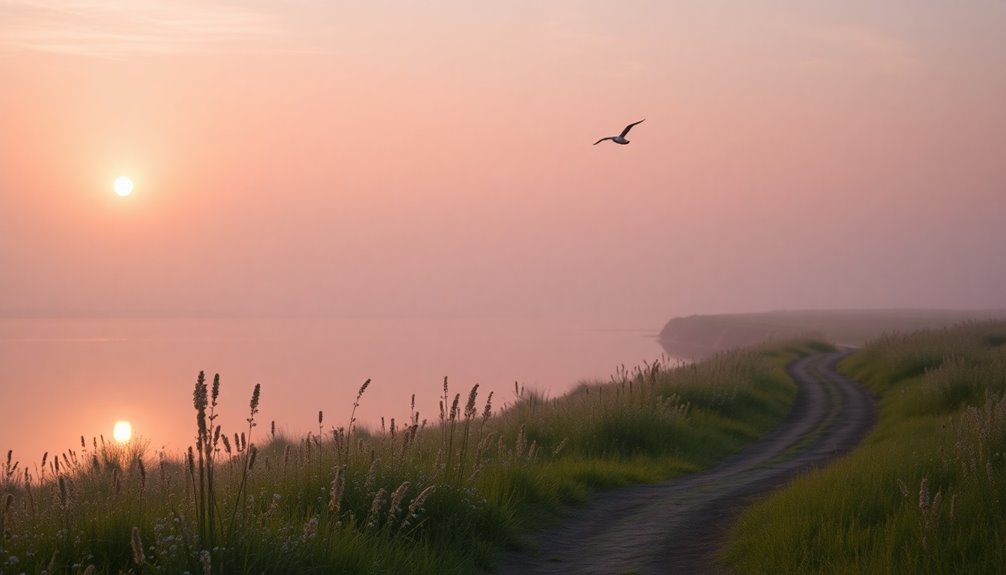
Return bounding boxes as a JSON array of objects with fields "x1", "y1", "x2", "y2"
[
  {"x1": 365, "y1": 458, "x2": 380, "y2": 494},
  {"x1": 482, "y1": 391, "x2": 494, "y2": 421},
  {"x1": 388, "y1": 481, "x2": 410, "y2": 523},
  {"x1": 193, "y1": 371, "x2": 207, "y2": 411},
  {"x1": 465, "y1": 384, "x2": 480, "y2": 420},
  {"x1": 186, "y1": 447, "x2": 196, "y2": 476},
  {"x1": 356, "y1": 379, "x2": 371, "y2": 405},
  {"x1": 328, "y1": 464, "x2": 346, "y2": 514},
  {"x1": 247, "y1": 383, "x2": 261, "y2": 426},
  {"x1": 366, "y1": 488, "x2": 387, "y2": 530},
  {"x1": 553, "y1": 438, "x2": 569, "y2": 457},
  {"x1": 211, "y1": 373, "x2": 220, "y2": 407},
  {"x1": 515, "y1": 425, "x2": 527, "y2": 459},
  {"x1": 130, "y1": 526, "x2": 145, "y2": 565},
  {"x1": 402, "y1": 485, "x2": 436, "y2": 531}
]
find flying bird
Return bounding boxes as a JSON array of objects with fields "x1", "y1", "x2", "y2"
[{"x1": 593, "y1": 119, "x2": 645, "y2": 145}]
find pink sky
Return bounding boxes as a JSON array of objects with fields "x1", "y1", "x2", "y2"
[{"x1": 1, "y1": 1, "x2": 1005, "y2": 323}]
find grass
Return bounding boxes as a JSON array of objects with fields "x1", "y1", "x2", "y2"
[
  {"x1": 723, "y1": 320, "x2": 1006, "y2": 574},
  {"x1": 0, "y1": 339, "x2": 828, "y2": 574}
]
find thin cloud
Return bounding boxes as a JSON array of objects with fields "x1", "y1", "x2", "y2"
[
  {"x1": 779, "y1": 19, "x2": 920, "y2": 75},
  {"x1": 0, "y1": 0, "x2": 299, "y2": 57}
]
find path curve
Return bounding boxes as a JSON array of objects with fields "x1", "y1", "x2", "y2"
[{"x1": 495, "y1": 350, "x2": 876, "y2": 574}]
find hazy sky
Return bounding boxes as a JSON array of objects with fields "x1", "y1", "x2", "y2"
[{"x1": 2, "y1": 1, "x2": 1004, "y2": 323}]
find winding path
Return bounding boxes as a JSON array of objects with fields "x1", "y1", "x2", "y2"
[{"x1": 495, "y1": 350, "x2": 876, "y2": 574}]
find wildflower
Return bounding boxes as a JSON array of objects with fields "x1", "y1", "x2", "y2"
[
  {"x1": 266, "y1": 493, "x2": 282, "y2": 518},
  {"x1": 200, "y1": 549, "x2": 212, "y2": 575},
  {"x1": 302, "y1": 516, "x2": 319, "y2": 543}
]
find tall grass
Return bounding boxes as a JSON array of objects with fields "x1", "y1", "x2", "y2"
[
  {"x1": 0, "y1": 340, "x2": 825, "y2": 574},
  {"x1": 724, "y1": 321, "x2": 1006, "y2": 574}
]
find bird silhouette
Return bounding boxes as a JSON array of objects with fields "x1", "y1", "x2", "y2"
[{"x1": 593, "y1": 119, "x2": 645, "y2": 145}]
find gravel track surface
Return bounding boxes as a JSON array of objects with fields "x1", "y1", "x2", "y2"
[{"x1": 495, "y1": 350, "x2": 876, "y2": 574}]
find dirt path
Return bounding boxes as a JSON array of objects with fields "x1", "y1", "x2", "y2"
[{"x1": 494, "y1": 350, "x2": 876, "y2": 574}]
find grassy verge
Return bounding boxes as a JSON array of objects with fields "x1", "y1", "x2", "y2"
[
  {"x1": 724, "y1": 321, "x2": 1006, "y2": 573},
  {"x1": 0, "y1": 340, "x2": 828, "y2": 574}
]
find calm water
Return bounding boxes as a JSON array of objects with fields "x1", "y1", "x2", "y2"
[{"x1": 0, "y1": 317, "x2": 664, "y2": 463}]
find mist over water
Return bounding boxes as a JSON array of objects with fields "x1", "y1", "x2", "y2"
[{"x1": 0, "y1": 316, "x2": 664, "y2": 463}]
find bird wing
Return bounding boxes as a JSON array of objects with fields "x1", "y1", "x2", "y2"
[
  {"x1": 593, "y1": 136, "x2": 615, "y2": 145},
  {"x1": 619, "y1": 119, "x2": 645, "y2": 137}
]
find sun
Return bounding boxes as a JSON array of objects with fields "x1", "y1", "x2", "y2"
[
  {"x1": 113, "y1": 420, "x2": 133, "y2": 443},
  {"x1": 113, "y1": 176, "x2": 134, "y2": 197}
]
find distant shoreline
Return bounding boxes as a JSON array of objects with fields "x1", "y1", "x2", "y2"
[{"x1": 658, "y1": 308, "x2": 1006, "y2": 360}]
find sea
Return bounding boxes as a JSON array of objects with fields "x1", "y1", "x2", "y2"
[{"x1": 0, "y1": 316, "x2": 666, "y2": 466}]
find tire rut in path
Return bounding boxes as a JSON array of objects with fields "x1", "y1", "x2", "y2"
[{"x1": 494, "y1": 350, "x2": 876, "y2": 575}]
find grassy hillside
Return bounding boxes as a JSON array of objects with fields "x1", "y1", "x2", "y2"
[
  {"x1": 0, "y1": 341, "x2": 828, "y2": 574},
  {"x1": 659, "y1": 309, "x2": 1006, "y2": 360},
  {"x1": 724, "y1": 320, "x2": 1006, "y2": 573}
]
